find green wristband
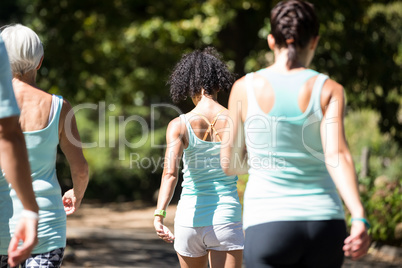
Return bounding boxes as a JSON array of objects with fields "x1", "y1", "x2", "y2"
[
  {"x1": 351, "y1": 217, "x2": 371, "y2": 229},
  {"x1": 154, "y1": 209, "x2": 166, "y2": 218}
]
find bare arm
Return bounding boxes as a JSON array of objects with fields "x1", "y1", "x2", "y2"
[
  {"x1": 320, "y1": 80, "x2": 370, "y2": 260},
  {"x1": 59, "y1": 99, "x2": 89, "y2": 215},
  {"x1": 0, "y1": 116, "x2": 38, "y2": 212},
  {"x1": 221, "y1": 77, "x2": 249, "y2": 175},
  {"x1": 154, "y1": 117, "x2": 185, "y2": 243},
  {"x1": 0, "y1": 115, "x2": 38, "y2": 266}
]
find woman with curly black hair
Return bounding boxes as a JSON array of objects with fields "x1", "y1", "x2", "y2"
[{"x1": 154, "y1": 47, "x2": 244, "y2": 268}]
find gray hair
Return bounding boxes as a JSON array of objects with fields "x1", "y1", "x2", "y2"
[{"x1": 0, "y1": 24, "x2": 44, "y2": 76}]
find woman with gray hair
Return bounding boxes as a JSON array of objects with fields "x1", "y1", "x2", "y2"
[{"x1": 0, "y1": 24, "x2": 89, "y2": 268}]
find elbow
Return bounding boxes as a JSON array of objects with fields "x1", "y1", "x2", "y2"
[
  {"x1": 224, "y1": 170, "x2": 237, "y2": 176},
  {"x1": 221, "y1": 165, "x2": 236, "y2": 176},
  {"x1": 220, "y1": 156, "x2": 236, "y2": 176},
  {"x1": 221, "y1": 166, "x2": 230, "y2": 175},
  {"x1": 162, "y1": 172, "x2": 178, "y2": 185},
  {"x1": 324, "y1": 149, "x2": 353, "y2": 168}
]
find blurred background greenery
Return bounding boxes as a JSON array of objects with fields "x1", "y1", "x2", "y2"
[{"x1": 1, "y1": 0, "x2": 400, "y2": 245}]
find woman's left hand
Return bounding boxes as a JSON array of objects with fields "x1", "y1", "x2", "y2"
[
  {"x1": 62, "y1": 189, "x2": 81, "y2": 215},
  {"x1": 343, "y1": 221, "x2": 371, "y2": 260}
]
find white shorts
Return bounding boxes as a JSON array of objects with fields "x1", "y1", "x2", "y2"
[{"x1": 174, "y1": 221, "x2": 244, "y2": 257}]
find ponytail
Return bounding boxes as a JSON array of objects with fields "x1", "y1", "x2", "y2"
[{"x1": 286, "y1": 39, "x2": 297, "y2": 68}]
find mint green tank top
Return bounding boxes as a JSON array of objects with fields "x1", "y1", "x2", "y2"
[
  {"x1": 0, "y1": 36, "x2": 20, "y2": 118},
  {"x1": 0, "y1": 95, "x2": 66, "y2": 254},
  {"x1": 243, "y1": 69, "x2": 344, "y2": 229},
  {"x1": 175, "y1": 114, "x2": 242, "y2": 227}
]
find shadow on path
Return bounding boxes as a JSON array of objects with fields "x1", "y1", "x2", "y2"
[
  {"x1": 62, "y1": 203, "x2": 402, "y2": 268},
  {"x1": 63, "y1": 227, "x2": 177, "y2": 268}
]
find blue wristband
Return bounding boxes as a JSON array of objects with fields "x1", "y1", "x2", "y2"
[{"x1": 351, "y1": 217, "x2": 371, "y2": 229}]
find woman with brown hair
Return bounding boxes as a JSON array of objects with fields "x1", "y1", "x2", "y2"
[{"x1": 221, "y1": 1, "x2": 370, "y2": 267}]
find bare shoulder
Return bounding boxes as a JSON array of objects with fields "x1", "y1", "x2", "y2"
[
  {"x1": 229, "y1": 76, "x2": 248, "y2": 106},
  {"x1": 231, "y1": 76, "x2": 247, "y2": 96},
  {"x1": 253, "y1": 72, "x2": 271, "y2": 88},
  {"x1": 61, "y1": 98, "x2": 73, "y2": 110},
  {"x1": 231, "y1": 73, "x2": 267, "y2": 98},
  {"x1": 58, "y1": 98, "x2": 75, "y2": 136},
  {"x1": 60, "y1": 98, "x2": 73, "y2": 121},
  {"x1": 321, "y1": 78, "x2": 345, "y2": 110},
  {"x1": 166, "y1": 116, "x2": 186, "y2": 139},
  {"x1": 229, "y1": 75, "x2": 252, "y2": 121},
  {"x1": 323, "y1": 78, "x2": 344, "y2": 96}
]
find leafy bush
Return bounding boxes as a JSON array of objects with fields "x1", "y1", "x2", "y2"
[{"x1": 344, "y1": 109, "x2": 401, "y2": 245}]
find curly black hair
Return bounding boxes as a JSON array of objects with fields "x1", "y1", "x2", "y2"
[{"x1": 168, "y1": 47, "x2": 235, "y2": 103}]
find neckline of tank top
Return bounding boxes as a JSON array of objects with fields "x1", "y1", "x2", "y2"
[
  {"x1": 247, "y1": 73, "x2": 326, "y2": 121},
  {"x1": 182, "y1": 114, "x2": 222, "y2": 145},
  {"x1": 257, "y1": 68, "x2": 317, "y2": 76},
  {"x1": 23, "y1": 95, "x2": 59, "y2": 134}
]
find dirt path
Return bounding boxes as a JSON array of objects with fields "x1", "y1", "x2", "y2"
[
  {"x1": 63, "y1": 202, "x2": 401, "y2": 268},
  {"x1": 64, "y1": 202, "x2": 176, "y2": 268}
]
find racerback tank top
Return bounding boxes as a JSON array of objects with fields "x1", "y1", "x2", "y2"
[
  {"x1": 243, "y1": 69, "x2": 344, "y2": 229},
  {"x1": 175, "y1": 113, "x2": 242, "y2": 227}
]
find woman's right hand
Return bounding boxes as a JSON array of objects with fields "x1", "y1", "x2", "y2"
[
  {"x1": 7, "y1": 217, "x2": 38, "y2": 267},
  {"x1": 62, "y1": 189, "x2": 82, "y2": 215},
  {"x1": 154, "y1": 217, "x2": 175, "y2": 243}
]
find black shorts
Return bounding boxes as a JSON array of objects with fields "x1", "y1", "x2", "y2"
[
  {"x1": 244, "y1": 220, "x2": 347, "y2": 268},
  {"x1": 1, "y1": 247, "x2": 64, "y2": 268}
]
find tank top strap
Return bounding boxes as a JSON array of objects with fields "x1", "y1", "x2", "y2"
[
  {"x1": 189, "y1": 108, "x2": 226, "y2": 142},
  {"x1": 53, "y1": 95, "x2": 63, "y2": 127},
  {"x1": 180, "y1": 114, "x2": 195, "y2": 148},
  {"x1": 50, "y1": 95, "x2": 63, "y2": 141},
  {"x1": 48, "y1": 95, "x2": 59, "y2": 124},
  {"x1": 209, "y1": 108, "x2": 226, "y2": 142},
  {"x1": 310, "y1": 74, "x2": 329, "y2": 116},
  {"x1": 245, "y1": 72, "x2": 260, "y2": 119},
  {"x1": 211, "y1": 108, "x2": 227, "y2": 124}
]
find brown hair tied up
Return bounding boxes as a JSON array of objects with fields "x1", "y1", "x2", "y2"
[
  {"x1": 286, "y1": 38, "x2": 295, "y2": 44},
  {"x1": 270, "y1": 0, "x2": 319, "y2": 68}
]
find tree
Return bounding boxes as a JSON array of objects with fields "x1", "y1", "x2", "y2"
[{"x1": 2, "y1": 0, "x2": 400, "y2": 202}]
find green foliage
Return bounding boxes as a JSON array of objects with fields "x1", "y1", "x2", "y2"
[
  {"x1": 3, "y1": 1, "x2": 400, "y2": 131},
  {"x1": 242, "y1": 0, "x2": 402, "y2": 144},
  {"x1": 345, "y1": 109, "x2": 400, "y2": 180},
  {"x1": 345, "y1": 109, "x2": 401, "y2": 244},
  {"x1": 363, "y1": 178, "x2": 401, "y2": 243},
  {"x1": 65, "y1": 102, "x2": 180, "y2": 202},
  {"x1": 236, "y1": 174, "x2": 249, "y2": 205},
  {"x1": 1, "y1": 1, "x2": 400, "y2": 238},
  {"x1": 4, "y1": 0, "x2": 241, "y2": 105}
]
